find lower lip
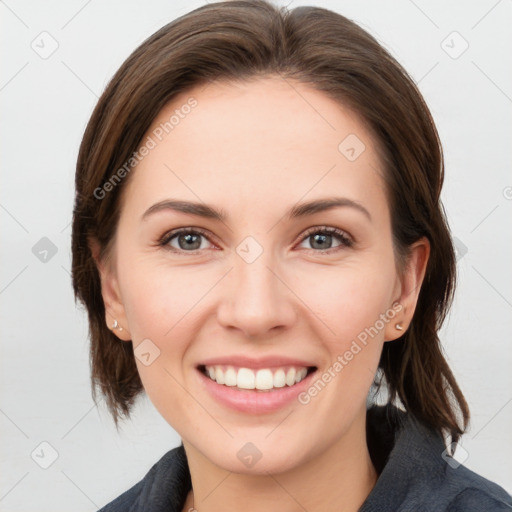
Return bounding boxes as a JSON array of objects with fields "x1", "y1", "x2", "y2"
[{"x1": 196, "y1": 367, "x2": 317, "y2": 414}]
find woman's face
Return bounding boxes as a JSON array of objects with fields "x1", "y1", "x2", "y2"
[{"x1": 98, "y1": 76, "x2": 426, "y2": 474}]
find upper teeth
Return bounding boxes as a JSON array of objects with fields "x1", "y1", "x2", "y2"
[{"x1": 205, "y1": 365, "x2": 309, "y2": 390}]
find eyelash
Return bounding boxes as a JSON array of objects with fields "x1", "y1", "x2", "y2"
[{"x1": 158, "y1": 226, "x2": 354, "y2": 255}]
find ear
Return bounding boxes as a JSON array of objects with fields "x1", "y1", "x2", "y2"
[
  {"x1": 384, "y1": 236, "x2": 430, "y2": 342},
  {"x1": 88, "y1": 236, "x2": 131, "y2": 342}
]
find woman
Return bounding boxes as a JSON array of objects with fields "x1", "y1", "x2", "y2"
[{"x1": 71, "y1": 1, "x2": 512, "y2": 511}]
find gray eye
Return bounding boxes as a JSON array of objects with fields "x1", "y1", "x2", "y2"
[
  {"x1": 168, "y1": 232, "x2": 209, "y2": 251},
  {"x1": 308, "y1": 233, "x2": 335, "y2": 250}
]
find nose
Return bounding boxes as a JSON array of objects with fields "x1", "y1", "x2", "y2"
[{"x1": 216, "y1": 248, "x2": 297, "y2": 339}]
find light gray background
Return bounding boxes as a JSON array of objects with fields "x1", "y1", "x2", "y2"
[{"x1": 1, "y1": 0, "x2": 511, "y2": 510}]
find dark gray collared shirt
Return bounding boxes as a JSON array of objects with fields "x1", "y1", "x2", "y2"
[{"x1": 97, "y1": 405, "x2": 512, "y2": 511}]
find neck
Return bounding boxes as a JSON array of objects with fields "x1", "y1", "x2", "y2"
[{"x1": 181, "y1": 409, "x2": 378, "y2": 512}]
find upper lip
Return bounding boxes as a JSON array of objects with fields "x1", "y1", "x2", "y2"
[{"x1": 197, "y1": 355, "x2": 317, "y2": 370}]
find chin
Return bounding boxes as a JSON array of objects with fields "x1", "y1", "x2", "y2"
[{"x1": 204, "y1": 437, "x2": 307, "y2": 476}]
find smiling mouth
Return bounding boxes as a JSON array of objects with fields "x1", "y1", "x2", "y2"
[{"x1": 197, "y1": 364, "x2": 317, "y2": 392}]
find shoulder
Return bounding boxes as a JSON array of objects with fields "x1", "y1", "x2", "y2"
[
  {"x1": 97, "y1": 478, "x2": 143, "y2": 512},
  {"x1": 97, "y1": 444, "x2": 191, "y2": 512},
  {"x1": 362, "y1": 405, "x2": 512, "y2": 512},
  {"x1": 402, "y1": 417, "x2": 512, "y2": 511},
  {"x1": 443, "y1": 463, "x2": 512, "y2": 512},
  {"x1": 447, "y1": 488, "x2": 512, "y2": 511}
]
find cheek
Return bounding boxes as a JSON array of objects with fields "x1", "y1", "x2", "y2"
[
  {"x1": 291, "y1": 259, "x2": 397, "y2": 347},
  {"x1": 119, "y1": 252, "x2": 212, "y2": 341},
  {"x1": 288, "y1": 259, "x2": 396, "y2": 406},
  {"x1": 283, "y1": 263, "x2": 396, "y2": 439},
  {"x1": 118, "y1": 259, "x2": 212, "y2": 420}
]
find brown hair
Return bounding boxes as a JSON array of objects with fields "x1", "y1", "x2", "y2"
[{"x1": 71, "y1": 0, "x2": 469, "y2": 446}]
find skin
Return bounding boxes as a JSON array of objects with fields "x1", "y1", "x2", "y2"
[{"x1": 91, "y1": 76, "x2": 429, "y2": 512}]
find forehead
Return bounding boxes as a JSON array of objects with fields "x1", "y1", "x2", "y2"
[{"x1": 121, "y1": 76, "x2": 388, "y2": 223}]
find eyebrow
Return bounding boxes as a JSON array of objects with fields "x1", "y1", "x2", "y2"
[{"x1": 141, "y1": 197, "x2": 371, "y2": 223}]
